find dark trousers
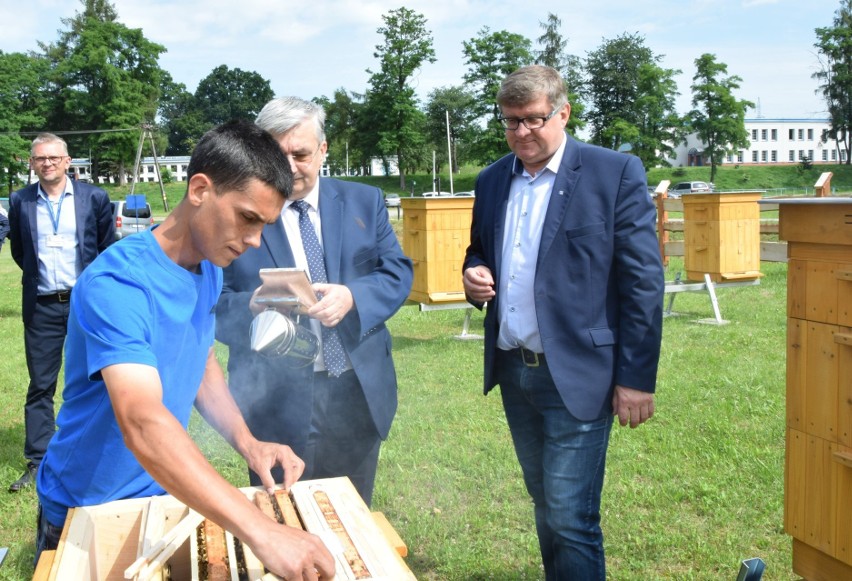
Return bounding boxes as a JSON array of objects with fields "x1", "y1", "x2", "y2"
[
  {"x1": 23, "y1": 297, "x2": 70, "y2": 464},
  {"x1": 34, "y1": 503, "x2": 64, "y2": 568},
  {"x1": 247, "y1": 369, "x2": 382, "y2": 507}
]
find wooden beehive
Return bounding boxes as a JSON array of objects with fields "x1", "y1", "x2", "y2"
[
  {"x1": 401, "y1": 197, "x2": 473, "y2": 304},
  {"x1": 682, "y1": 191, "x2": 763, "y2": 282},
  {"x1": 33, "y1": 477, "x2": 414, "y2": 581},
  {"x1": 776, "y1": 198, "x2": 852, "y2": 580}
]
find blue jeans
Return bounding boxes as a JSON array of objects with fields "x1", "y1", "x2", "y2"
[{"x1": 496, "y1": 350, "x2": 613, "y2": 581}]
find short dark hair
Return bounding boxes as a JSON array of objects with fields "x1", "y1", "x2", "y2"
[{"x1": 187, "y1": 120, "x2": 293, "y2": 198}]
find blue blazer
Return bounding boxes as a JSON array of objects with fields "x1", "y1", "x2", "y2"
[
  {"x1": 9, "y1": 181, "x2": 114, "y2": 325},
  {"x1": 216, "y1": 178, "x2": 413, "y2": 449},
  {"x1": 464, "y1": 136, "x2": 664, "y2": 421}
]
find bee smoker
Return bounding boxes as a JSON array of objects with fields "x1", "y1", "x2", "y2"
[{"x1": 249, "y1": 309, "x2": 319, "y2": 366}]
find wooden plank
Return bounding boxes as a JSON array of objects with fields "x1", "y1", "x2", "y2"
[
  {"x1": 834, "y1": 446, "x2": 852, "y2": 566},
  {"x1": 371, "y1": 512, "x2": 407, "y2": 558},
  {"x1": 793, "y1": 537, "x2": 852, "y2": 580},
  {"x1": 803, "y1": 436, "x2": 836, "y2": 554},
  {"x1": 33, "y1": 550, "x2": 55, "y2": 581},
  {"x1": 785, "y1": 428, "x2": 807, "y2": 540},
  {"x1": 805, "y1": 322, "x2": 839, "y2": 442}
]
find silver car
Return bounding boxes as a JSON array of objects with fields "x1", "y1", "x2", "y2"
[{"x1": 111, "y1": 198, "x2": 154, "y2": 240}]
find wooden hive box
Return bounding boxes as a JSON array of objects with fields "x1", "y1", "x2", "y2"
[
  {"x1": 777, "y1": 198, "x2": 852, "y2": 580},
  {"x1": 401, "y1": 197, "x2": 473, "y2": 304},
  {"x1": 682, "y1": 191, "x2": 763, "y2": 282},
  {"x1": 34, "y1": 477, "x2": 414, "y2": 581}
]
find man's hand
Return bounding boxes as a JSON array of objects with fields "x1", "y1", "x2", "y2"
[
  {"x1": 242, "y1": 440, "x2": 305, "y2": 493},
  {"x1": 463, "y1": 266, "x2": 496, "y2": 303},
  {"x1": 612, "y1": 385, "x2": 655, "y2": 428},
  {"x1": 247, "y1": 521, "x2": 336, "y2": 581},
  {"x1": 309, "y1": 283, "x2": 353, "y2": 327}
]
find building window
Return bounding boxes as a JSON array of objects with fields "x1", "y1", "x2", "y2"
[
  {"x1": 822, "y1": 150, "x2": 828, "y2": 161},
  {"x1": 761, "y1": 129, "x2": 767, "y2": 140},
  {"x1": 771, "y1": 150, "x2": 777, "y2": 162},
  {"x1": 760, "y1": 150, "x2": 766, "y2": 162},
  {"x1": 726, "y1": 153, "x2": 733, "y2": 163},
  {"x1": 808, "y1": 149, "x2": 814, "y2": 160},
  {"x1": 798, "y1": 129, "x2": 804, "y2": 140},
  {"x1": 789, "y1": 150, "x2": 795, "y2": 162},
  {"x1": 798, "y1": 150, "x2": 805, "y2": 160},
  {"x1": 832, "y1": 150, "x2": 838, "y2": 161},
  {"x1": 843, "y1": 150, "x2": 848, "y2": 162},
  {"x1": 737, "y1": 151, "x2": 744, "y2": 163},
  {"x1": 752, "y1": 150, "x2": 759, "y2": 162},
  {"x1": 808, "y1": 128, "x2": 814, "y2": 140},
  {"x1": 771, "y1": 129, "x2": 778, "y2": 141},
  {"x1": 789, "y1": 129, "x2": 795, "y2": 140}
]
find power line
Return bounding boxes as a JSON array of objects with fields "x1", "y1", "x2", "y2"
[{"x1": 0, "y1": 128, "x2": 140, "y2": 137}]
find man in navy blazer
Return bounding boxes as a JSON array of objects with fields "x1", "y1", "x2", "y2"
[
  {"x1": 216, "y1": 97, "x2": 412, "y2": 506},
  {"x1": 8, "y1": 133, "x2": 114, "y2": 491},
  {"x1": 463, "y1": 66, "x2": 664, "y2": 579}
]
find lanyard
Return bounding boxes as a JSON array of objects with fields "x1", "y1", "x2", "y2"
[{"x1": 44, "y1": 192, "x2": 65, "y2": 235}]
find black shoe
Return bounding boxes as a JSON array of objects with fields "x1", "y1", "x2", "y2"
[{"x1": 9, "y1": 463, "x2": 37, "y2": 492}]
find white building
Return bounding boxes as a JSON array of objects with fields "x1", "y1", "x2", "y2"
[{"x1": 667, "y1": 118, "x2": 846, "y2": 167}]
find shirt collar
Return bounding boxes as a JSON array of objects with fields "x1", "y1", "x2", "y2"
[
  {"x1": 512, "y1": 132, "x2": 568, "y2": 179},
  {"x1": 283, "y1": 180, "x2": 321, "y2": 214},
  {"x1": 37, "y1": 177, "x2": 75, "y2": 201}
]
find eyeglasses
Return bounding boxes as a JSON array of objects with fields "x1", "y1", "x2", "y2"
[
  {"x1": 285, "y1": 144, "x2": 322, "y2": 165},
  {"x1": 31, "y1": 156, "x2": 67, "y2": 166},
  {"x1": 498, "y1": 108, "x2": 560, "y2": 131}
]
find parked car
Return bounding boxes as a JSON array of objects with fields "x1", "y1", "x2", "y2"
[
  {"x1": 384, "y1": 193, "x2": 401, "y2": 208},
  {"x1": 111, "y1": 196, "x2": 154, "y2": 240},
  {"x1": 670, "y1": 181, "x2": 713, "y2": 197},
  {"x1": 453, "y1": 190, "x2": 475, "y2": 197},
  {"x1": 421, "y1": 191, "x2": 453, "y2": 198}
]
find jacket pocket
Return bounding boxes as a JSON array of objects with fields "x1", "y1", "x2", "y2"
[{"x1": 589, "y1": 327, "x2": 616, "y2": 346}]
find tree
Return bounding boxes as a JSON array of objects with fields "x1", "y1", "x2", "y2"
[
  {"x1": 584, "y1": 33, "x2": 656, "y2": 150},
  {"x1": 194, "y1": 65, "x2": 274, "y2": 127},
  {"x1": 689, "y1": 53, "x2": 754, "y2": 182},
  {"x1": 424, "y1": 86, "x2": 477, "y2": 174},
  {"x1": 364, "y1": 7, "x2": 436, "y2": 189},
  {"x1": 814, "y1": 0, "x2": 852, "y2": 164},
  {"x1": 316, "y1": 89, "x2": 364, "y2": 176},
  {"x1": 0, "y1": 51, "x2": 50, "y2": 193},
  {"x1": 39, "y1": 0, "x2": 165, "y2": 183},
  {"x1": 629, "y1": 63, "x2": 685, "y2": 170},
  {"x1": 535, "y1": 13, "x2": 585, "y2": 135},
  {"x1": 462, "y1": 27, "x2": 533, "y2": 164},
  {"x1": 158, "y1": 72, "x2": 206, "y2": 155}
]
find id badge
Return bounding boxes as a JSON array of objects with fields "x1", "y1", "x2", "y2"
[{"x1": 46, "y1": 234, "x2": 65, "y2": 248}]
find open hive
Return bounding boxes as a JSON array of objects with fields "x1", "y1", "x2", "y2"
[{"x1": 34, "y1": 477, "x2": 415, "y2": 581}]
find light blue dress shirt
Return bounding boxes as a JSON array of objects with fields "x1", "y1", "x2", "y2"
[
  {"x1": 36, "y1": 179, "x2": 79, "y2": 295},
  {"x1": 496, "y1": 134, "x2": 568, "y2": 353}
]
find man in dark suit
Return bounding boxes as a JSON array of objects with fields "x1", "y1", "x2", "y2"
[
  {"x1": 8, "y1": 133, "x2": 114, "y2": 491},
  {"x1": 463, "y1": 65, "x2": 664, "y2": 580},
  {"x1": 216, "y1": 97, "x2": 413, "y2": 506}
]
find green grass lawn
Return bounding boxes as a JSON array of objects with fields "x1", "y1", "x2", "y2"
[{"x1": 0, "y1": 230, "x2": 797, "y2": 579}]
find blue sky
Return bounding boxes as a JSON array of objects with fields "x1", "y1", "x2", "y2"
[{"x1": 0, "y1": 0, "x2": 842, "y2": 120}]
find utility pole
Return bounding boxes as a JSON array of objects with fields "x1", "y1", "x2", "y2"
[{"x1": 130, "y1": 123, "x2": 169, "y2": 212}]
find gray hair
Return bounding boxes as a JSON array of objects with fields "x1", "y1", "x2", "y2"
[
  {"x1": 31, "y1": 133, "x2": 69, "y2": 156},
  {"x1": 255, "y1": 97, "x2": 326, "y2": 143},
  {"x1": 497, "y1": 65, "x2": 568, "y2": 111}
]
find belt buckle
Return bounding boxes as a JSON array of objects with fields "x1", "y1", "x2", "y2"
[
  {"x1": 57, "y1": 291, "x2": 71, "y2": 303},
  {"x1": 521, "y1": 348, "x2": 540, "y2": 367}
]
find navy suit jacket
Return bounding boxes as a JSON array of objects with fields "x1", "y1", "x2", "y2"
[
  {"x1": 464, "y1": 135, "x2": 664, "y2": 421},
  {"x1": 9, "y1": 181, "x2": 114, "y2": 325},
  {"x1": 216, "y1": 178, "x2": 413, "y2": 452}
]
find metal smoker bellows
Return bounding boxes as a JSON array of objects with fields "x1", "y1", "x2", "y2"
[{"x1": 249, "y1": 309, "x2": 319, "y2": 366}]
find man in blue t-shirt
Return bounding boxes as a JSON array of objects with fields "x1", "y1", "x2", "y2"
[{"x1": 34, "y1": 121, "x2": 334, "y2": 580}]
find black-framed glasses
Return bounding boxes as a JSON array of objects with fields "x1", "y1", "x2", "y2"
[
  {"x1": 31, "y1": 156, "x2": 67, "y2": 166},
  {"x1": 285, "y1": 144, "x2": 322, "y2": 165},
  {"x1": 498, "y1": 108, "x2": 559, "y2": 131}
]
